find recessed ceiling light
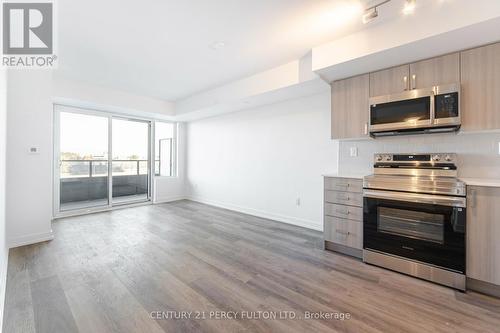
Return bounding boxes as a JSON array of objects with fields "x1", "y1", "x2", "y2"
[
  {"x1": 403, "y1": 0, "x2": 416, "y2": 15},
  {"x1": 209, "y1": 41, "x2": 226, "y2": 50}
]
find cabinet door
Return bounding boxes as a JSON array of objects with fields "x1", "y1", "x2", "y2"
[
  {"x1": 369, "y1": 65, "x2": 409, "y2": 97},
  {"x1": 461, "y1": 42, "x2": 500, "y2": 131},
  {"x1": 331, "y1": 74, "x2": 369, "y2": 139},
  {"x1": 409, "y1": 53, "x2": 459, "y2": 89},
  {"x1": 467, "y1": 186, "x2": 500, "y2": 285}
]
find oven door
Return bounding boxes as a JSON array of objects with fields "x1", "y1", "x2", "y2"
[
  {"x1": 369, "y1": 89, "x2": 434, "y2": 133},
  {"x1": 363, "y1": 190, "x2": 466, "y2": 273}
]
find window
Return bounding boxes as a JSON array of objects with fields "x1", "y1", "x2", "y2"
[{"x1": 155, "y1": 122, "x2": 176, "y2": 177}]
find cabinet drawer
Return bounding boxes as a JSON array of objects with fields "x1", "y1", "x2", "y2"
[
  {"x1": 324, "y1": 177, "x2": 362, "y2": 193},
  {"x1": 324, "y1": 190, "x2": 363, "y2": 207},
  {"x1": 324, "y1": 203, "x2": 363, "y2": 222},
  {"x1": 324, "y1": 216, "x2": 363, "y2": 249}
]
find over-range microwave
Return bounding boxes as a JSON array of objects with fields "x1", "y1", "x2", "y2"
[{"x1": 368, "y1": 83, "x2": 460, "y2": 137}]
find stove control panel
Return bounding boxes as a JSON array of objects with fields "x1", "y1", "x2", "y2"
[{"x1": 374, "y1": 153, "x2": 456, "y2": 164}]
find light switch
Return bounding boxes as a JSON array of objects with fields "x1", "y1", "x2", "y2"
[{"x1": 350, "y1": 147, "x2": 358, "y2": 157}]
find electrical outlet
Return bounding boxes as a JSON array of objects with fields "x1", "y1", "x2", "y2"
[
  {"x1": 350, "y1": 147, "x2": 358, "y2": 157},
  {"x1": 28, "y1": 146, "x2": 40, "y2": 154}
]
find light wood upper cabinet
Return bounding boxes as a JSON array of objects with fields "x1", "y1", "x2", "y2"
[
  {"x1": 466, "y1": 186, "x2": 500, "y2": 286},
  {"x1": 330, "y1": 42, "x2": 500, "y2": 139},
  {"x1": 369, "y1": 65, "x2": 409, "y2": 97},
  {"x1": 461, "y1": 42, "x2": 500, "y2": 131},
  {"x1": 331, "y1": 74, "x2": 369, "y2": 139},
  {"x1": 409, "y1": 53, "x2": 460, "y2": 89}
]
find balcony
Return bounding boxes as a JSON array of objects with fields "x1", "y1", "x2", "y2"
[{"x1": 60, "y1": 159, "x2": 156, "y2": 211}]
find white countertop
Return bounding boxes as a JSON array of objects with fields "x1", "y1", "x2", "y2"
[
  {"x1": 321, "y1": 174, "x2": 500, "y2": 187},
  {"x1": 322, "y1": 172, "x2": 367, "y2": 179},
  {"x1": 459, "y1": 178, "x2": 500, "y2": 187}
]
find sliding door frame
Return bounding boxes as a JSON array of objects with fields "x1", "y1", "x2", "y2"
[{"x1": 53, "y1": 104, "x2": 160, "y2": 218}]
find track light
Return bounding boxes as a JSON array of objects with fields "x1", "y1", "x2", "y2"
[
  {"x1": 362, "y1": 0, "x2": 416, "y2": 24},
  {"x1": 362, "y1": 7, "x2": 378, "y2": 24},
  {"x1": 403, "y1": 0, "x2": 416, "y2": 15},
  {"x1": 362, "y1": 0, "x2": 390, "y2": 24}
]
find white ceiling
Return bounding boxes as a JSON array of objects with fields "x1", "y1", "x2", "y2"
[{"x1": 57, "y1": 0, "x2": 402, "y2": 101}]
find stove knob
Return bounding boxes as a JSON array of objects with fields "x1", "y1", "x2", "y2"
[
  {"x1": 432, "y1": 154, "x2": 441, "y2": 161},
  {"x1": 445, "y1": 155, "x2": 452, "y2": 162},
  {"x1": 376, "y1": 155, "x2": 383, "y2": 161},
  {"x1": 385, "y1": 155, "x2": 392, "y2": 161}
]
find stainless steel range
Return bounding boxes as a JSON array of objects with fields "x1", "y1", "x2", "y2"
[{"x1": 363, "y1": 153, "x2": 466, "y2": 290}]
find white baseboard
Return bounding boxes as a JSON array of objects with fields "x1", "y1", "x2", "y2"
[
  {"x1": 154, "y1": 195, "x2": 187, "y2": 204},
  {"x1": 186, "y1": 196, "x2": 322, "y2": 231},
  {"x1": 0, "y1": 246, "x2": 8, "y2": 331},
  {"x1": 8, "y1": 230, "x2": 54, "y2": 249}
]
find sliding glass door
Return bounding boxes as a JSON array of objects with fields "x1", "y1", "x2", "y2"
[
  {"x1": 111, "y1": 118, "x2": 150, "y2": 205},
  {"x1": 55, "y1": 106, "x2": 152, "y2": 215},
  {"x1": 58, "y1": 111, "x2": 110, "y2": 211}
]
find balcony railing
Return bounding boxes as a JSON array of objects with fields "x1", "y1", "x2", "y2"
[
  {"x1": 60, "y1": 159, "x2": 160, "y2": 178},
  {"x1": 60, "y1": 159, "x2": 159, "y2": 205}
]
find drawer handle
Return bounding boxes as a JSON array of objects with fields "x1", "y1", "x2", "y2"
[
  {"x1": 335, "y1": 230, "x2": 350, "y2": 236},
  {"x1": 336, "y1": 193, "x2": 350, "y2": 200},
  {"x1": 335, "y1": 209, "x2": 349, "y2": 215}
]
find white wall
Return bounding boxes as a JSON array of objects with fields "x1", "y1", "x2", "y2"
[
  {"x1": 186, "y1": 92, "x2": 338, "y2": 230},
  {"x1": 6, "y1": 70, "x2": 54, "y2": 248},
  {"x1": 0, "y1": 69, "x2": 9, "y2": 330},
  {"x1": 338, "y1": 132, "x2": 500, "y2": 178}
]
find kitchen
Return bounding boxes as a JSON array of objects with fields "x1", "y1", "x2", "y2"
[{"x1": 322, "y1": 41, "x2": 500, "y2": 297}]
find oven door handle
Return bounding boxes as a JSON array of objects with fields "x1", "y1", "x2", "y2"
[{"x1": 363, "y1": 189, "x2": 466, "y2": 208}]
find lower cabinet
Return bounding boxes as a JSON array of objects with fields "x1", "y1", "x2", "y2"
[
  {"x1": 323, "y1": 176, "x2": 363, "y2": 258},
  {"x1": 466, "y1": 186, "x2": 500, "y2": 289},
  {"x1": 324, "y1": 216, "x2": 362, "y2": 249}
]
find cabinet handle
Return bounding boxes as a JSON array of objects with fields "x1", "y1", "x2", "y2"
[
  {"x1": 336, "y1": 209, "x2": 349, "y2": 215},
  {"x1": 336, "y1": 230, "x2": 350, "y2": 236},
  {"x1": 364, "y1": 122, "x2": 368, "y2": 135},
  {"x1": 411, "y1": 74, "x2": 416, "y2": 90},
  {"x1": 338, "y1": 194, "x2": 350, "y2": 201},
  {"x1": 403, "y1": 76, "x2": 408, "y2": 91}
]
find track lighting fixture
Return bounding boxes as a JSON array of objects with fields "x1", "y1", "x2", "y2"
[{"x1": 362, "y1": 0, "x2": 417, "y2": 24}]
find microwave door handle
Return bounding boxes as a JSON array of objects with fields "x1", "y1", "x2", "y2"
[{"x1": 430, "y1": 91, "x2": 436, "y2": 125}]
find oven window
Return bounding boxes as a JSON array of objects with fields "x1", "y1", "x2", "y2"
[
  {"x1": 370, "y1": 97, "x2": 430, "y2": 125},
  {"x1": 377, "y1": 207, "x2": 444, "y2": 244}
]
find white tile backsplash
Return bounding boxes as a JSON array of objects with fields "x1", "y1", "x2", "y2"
[{"x1": 338, "y1": 132, "x2": 500, "y2": 178}]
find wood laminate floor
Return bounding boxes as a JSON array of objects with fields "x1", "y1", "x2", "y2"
[{"x1": 4, "y1": 200, "x2": 500, "y2": 333}]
